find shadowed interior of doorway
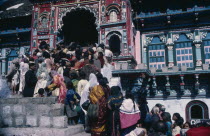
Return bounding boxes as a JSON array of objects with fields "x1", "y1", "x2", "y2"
[{"x1": 62, "y1": 8, "x2": 98, "y2": 46}]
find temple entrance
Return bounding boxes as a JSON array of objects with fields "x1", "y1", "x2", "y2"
[
  {"x1": 109, "y1": 35, "x2": 121, "y2": 56},
  {"x1": 62, "y1": 8, "x2": 98, "y2": 46}
]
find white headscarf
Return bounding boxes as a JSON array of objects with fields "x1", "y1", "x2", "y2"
[
  {"x1": 80, "y1": 73, "x2": 98, "y2": 114},
  {"x1": 89, "y1": 73, "x2": 98, "y2": 88}
]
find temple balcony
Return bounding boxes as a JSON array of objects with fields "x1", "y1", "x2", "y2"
[{"x1": 112, "y1": 55, "x2": 210, "y2": 99}]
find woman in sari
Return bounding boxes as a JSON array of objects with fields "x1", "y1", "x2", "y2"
[
  {"x1": 80, "y1": 73, "x2": 98, "y2": 132},
  {"x1": 47, "y1": 74, "x2": 67, "y2": 103},
  {"x1": 89, "y1": 77, "x2": 108, "y2": 136}
]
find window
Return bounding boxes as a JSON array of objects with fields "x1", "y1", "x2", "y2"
[
  {"x1": 186, "y1": 100, "x2": 209, "y2": 122},
  {"x1": 175, "y1": 42, "x2": 193, "y2": 68},
  {"x1": 110, "y1": 11, "x2": 117, "y2": 22},
  {"x1": 191, "y1": 105, "x2": 203, "y2": 119},
  {"x1": 148, "y1": 43, "x2": 165, "y2": 69},
  {"x1": 203, "y1": 40, "x2": 210, "y2": 64}
]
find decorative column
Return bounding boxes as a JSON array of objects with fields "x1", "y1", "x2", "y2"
[
  {"x1": 166, "y1": 33, "x2": 174, "y2": 67},
  {"x1": 195, "y1": 74, "x2": 200, "y2": 90},
  {"x1": 194, "y1": 42, "x2": 202, "y2": 70},
  {"x1": 193, "y1": 30, "x2": 204, "y2": 70},
  {"x1": 165, "y1": 76, "x2": 172, "y2": 95},
  {"x1": 143, "y1": 36, "x2": 153, "y2": 67},
  {"x1": 146, "y1": 77, "x2": 151, "y2": 96},
  {"x1": 180, "y1": 75, "x2": 185, "y2": 94}
]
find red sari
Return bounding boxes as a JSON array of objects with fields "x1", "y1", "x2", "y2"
[{"x1": 89, "y1": 85, "x2": 108, "y2": 136}]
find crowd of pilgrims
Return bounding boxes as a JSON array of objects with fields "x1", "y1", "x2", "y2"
[{"x1": 5, "y1": 41, "x2": 210, "y2": 136}]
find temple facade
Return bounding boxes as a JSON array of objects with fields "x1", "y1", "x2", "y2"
[
  {"x1": 113, "y1": 0, "x2": 210, "y2": 124},
  {"x1": 0, "y1": 0, "x2": 209, "y2": 124},
  {"x1": 30, "y1": 0, "x2": 134, "y2": 56}
]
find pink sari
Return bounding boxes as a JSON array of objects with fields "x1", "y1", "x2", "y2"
[{"x1": 53, "y1": 75, "x2": 67, "y2": 103}]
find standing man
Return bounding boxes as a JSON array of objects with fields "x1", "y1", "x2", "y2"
[{"x1": 23, "y1": 63, "x2": 37, "y2": 97}]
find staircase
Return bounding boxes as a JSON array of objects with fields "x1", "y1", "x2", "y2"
[{"x1": 0, "y1": 97, "x2": 87, "y2": 136}]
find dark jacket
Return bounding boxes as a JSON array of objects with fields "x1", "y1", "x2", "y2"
[{"x1": 23, "y1": 69, "x2": 37, "y2": 97}]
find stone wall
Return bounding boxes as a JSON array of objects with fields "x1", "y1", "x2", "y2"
[
  {"x1": 147, "y1": 98, "x2": 210, "y2": 123},
  {"x1": 0, "y1": 97, "x2": 67, "y2": 128}
]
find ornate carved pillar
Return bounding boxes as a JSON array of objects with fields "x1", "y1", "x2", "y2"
[
  {"x1": 180, "y1": 75, "x2": 185, "y2": 94},
  {"x1": 143, "y1": 36, "x2": 153, "y2": 66},
  {"x1": 195, "y1": 74, "x2": 200, "y2": 89},
  {"x1": 193, "y1": 30, "x2": 207, "y2": 70},
  {"x1": 146, "y1": 77, "x2": 151, "y2": 96},
  {"x1": 166, "y1": 33, "x2": 175, "y2": 67},
  {"x1": 194, "y1": 43, "x2": 202, "y2": 70},
  {"x1": 165, "y1": 75, "x2": 170, "y2": 91},
  {"x1": 167, "y1": 46, "x2": 174, "y2": 67}
]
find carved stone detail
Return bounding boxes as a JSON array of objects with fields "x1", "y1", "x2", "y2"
[
  {"x1": 159, "y1": 35, "x2": 166, "y2": 43},
  {"x1": 145, "y1": 37, "x2": 153, "y2": 46},
  {"x1": 186, "y1": 33, "x2": 194, "y2": 40},
  {"x1": 167, "y1": 46, "x2": 173, "y2": 50},
  {"x1": 195, "y1": 43, "x2": 201, "y2": 48},
  {"x1": 173, "y1": 34, "x2": 179, "y2": 42},
  {"x1": 5, "y1": 48, "x2": 11, "y2": 56},
  {"x1": 166, "y1": 38, "x2": 174, "y2": 45},
  {"x1": 201, "y1": 31, "x2": 208, "y2": 39},
  {"x1": 58, "y1": 4, "x2": 99, "y2": 29}
]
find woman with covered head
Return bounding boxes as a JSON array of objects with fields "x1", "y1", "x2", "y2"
[
  {"x1": 34, "y1": 62, "x2": 49, "y2": 97},
  {"x1": 19, "y1": 62, "x2": 29, "y2": 94},
  {"x1": 47, "y1": 74, "x2": 67, "y2": 103},
  {"x1": 119, "y1": 92, "x2": 140, "y2": 136},
  {"x1": 80, "y1": 73, "x2": 98, "y2": 132},
  {"x1": 88, "y1": 73, "x2": 108, "y2": 136}
]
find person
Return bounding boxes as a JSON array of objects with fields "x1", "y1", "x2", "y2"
[
  {"x1": 120, "y1": 93, "x2": 140, "y2": 136},
  {"x1": 125, "y1": 127, "x2": 147, "y2": 136},
  {"x1": 65, "y1": 81, "x2": 81, "y2": 125},
  {"x1": 151, "y1": 106, "x2": 161, "y2": 128},
  {"x1": 88, "y1": 75, "x2": 108, "y2": 136},
  {"x1": 161, "y1": 112, "x2": 172, "y2": 136},
  {"x1": 70, "y1": 72, "x2": 79, "y2": 93},
  {"x1": 172, "y1": 113, "x2": 184, "y2": 125},
  {"x1": 23, "y1": 63, "x2": 38, "y2": 97},
  {"x1": 47, "y1": 74, "x2": 67, "y2": 103},
  {"x1": 80, "y1": 73, "x2": 98, "y2": 132},
  {"x1": 77, "y1": 71, "x2": 88, "y2": 96},
  {"x1": 19, "y1": 62, "x2": 29, "y2": 94},
  {"x1": 107, "y1": 86, "x2": 124, "y2": 136},
  {"x1": 37, "y1": 88, "x2": 45, "y2": 97},
  {"x1": 138, "y1": 96, "x2": 149, "y2": 128},
  {"x1": 172, "y1": 113, "x2": 184, "y2": 136},
  {"x1": 34, "y1": 63, "x2": 49, "y2": 97},
  {"x1": 148, "y1": 121, "x2": 168, "y2": 136},
  {"x1": 11, "y1": 63, "x2": 20, "y2": 95},
  {"x1": 180, "y1": 122, "x2": 191, "y2": 136},
  {"x1": 43, "y1": 51, "x2": 52, "y2": 73}
]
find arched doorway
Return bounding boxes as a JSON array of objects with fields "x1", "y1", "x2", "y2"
[
  {"x1": 186, "y1": 100, "x2": 209, "y2": 122},
  {"x1": 109, "y1": 34, "x2": 121, "y2": 56},
  {"x1": 62, "y1": 8, "x2": 98, "y2": 46}
]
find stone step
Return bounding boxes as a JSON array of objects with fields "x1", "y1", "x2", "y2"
[
  {"x1": 0, "y1": 124, "x2": 84, "y2": 136},
  {"x1": 73, "y1": 132, "x2": 91, "y2": 136},
  {"x1": 0, "y1": 97, "x2": 57, "y2": 104}
]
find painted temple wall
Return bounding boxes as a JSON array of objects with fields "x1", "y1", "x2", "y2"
[
  {"x1": 135, "y1": 31, "x2": 141, "y2": 64},
  {"x1": 147, "y1": 98, "x2": 210, "y2": 122}
]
